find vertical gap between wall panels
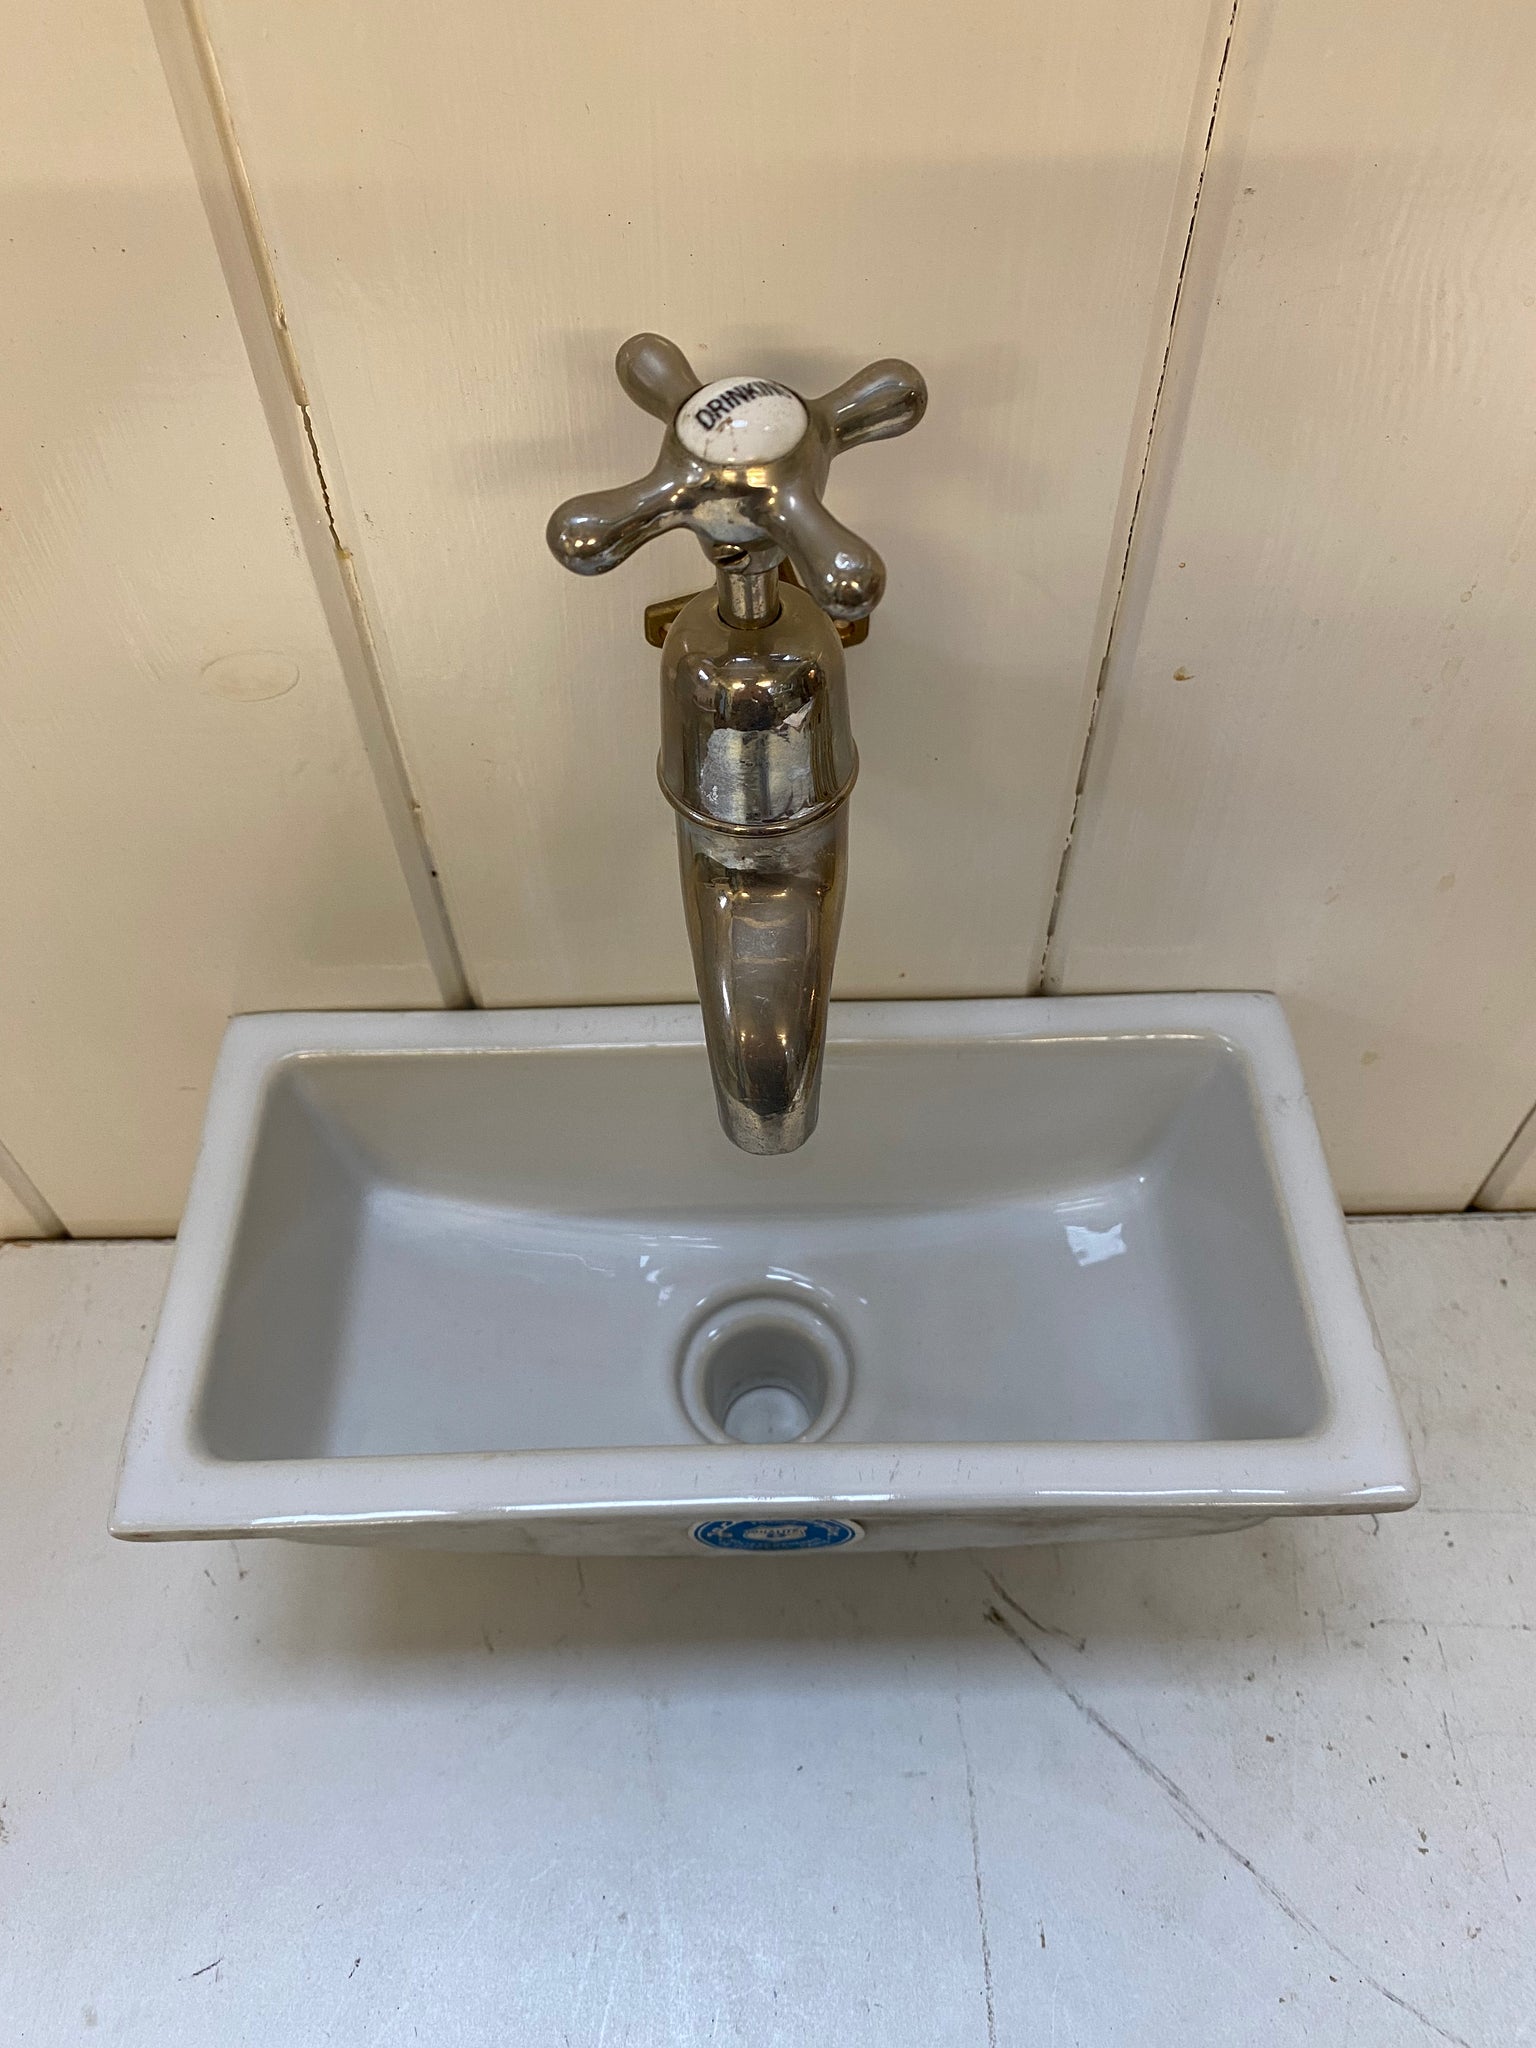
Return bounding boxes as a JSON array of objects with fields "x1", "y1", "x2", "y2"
[
  {"x1": 0, "y1": 1140, "x2": 68, "y2": 1240},
  {"x1": 1471, "y1": 1099, "x2": 1536, "y2": 1211},
  {"x1": 1038, "y1": 0, "x2": 1272, "y2": 990},
  {"x1": 143, "y1": 0, "x2": 474, "y2": 1007}
]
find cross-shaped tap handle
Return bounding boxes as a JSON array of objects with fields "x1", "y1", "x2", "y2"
[{"x1": 547, "y1": 333, "x2": 926, "y2": 621}]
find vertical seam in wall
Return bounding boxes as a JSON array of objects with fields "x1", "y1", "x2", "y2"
[
  {"x1": 1035, "y1": 0, "x2": 1245, "y2": 986},
  {"x1": 0, "y1": 1140, "x2": 68, "y2": 1239},
  {"x1": 146, "y1": 0, "x2": 473, "y2": 1008},
  {"x1": 1470, "y1": 1096, "x2": 1536, "y2": 1210}
]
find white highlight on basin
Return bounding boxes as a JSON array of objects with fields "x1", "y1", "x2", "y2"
[{"x1": 1065, "y1": 1221, "x2": 1127, "y2": 1267}]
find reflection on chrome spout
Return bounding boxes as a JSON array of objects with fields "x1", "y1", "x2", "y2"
[
  {"x1": 678, "y1": 807, "x2": 847, "y2": 1154},
  {"x1": 659, "y1": 569, "x2": 856, "y2": 1155},
  {"x1": 546, "y1": 333, "x2": 925, "y2": 1153}
]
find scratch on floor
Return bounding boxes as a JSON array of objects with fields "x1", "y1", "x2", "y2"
[
  {"x1": 1452, "y1": 1724, "x2": 1513, "y2": 1892},
  {"x1": 955, "y1": 1696, "x2": 998, "y2": 2048},
  {"x1": 982, "y1": 1604, "x2": 1472, "y2": 2048},
  {"x1": 983, "y1": 1568, "x2": 1087, "y2": 1653}
]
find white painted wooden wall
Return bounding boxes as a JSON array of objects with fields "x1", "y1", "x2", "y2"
[
  {"x1": 1, "y1": 0, "x2": 1532, "y2": 1231},
  {"x1": 0, "y1": 0, "x2": 445, "y2": 1235},
  {"x1": 1044, "y1": 0, "x2": 1536, "y2": 1213}
]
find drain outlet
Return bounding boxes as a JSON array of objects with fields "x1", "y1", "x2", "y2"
[{"x1": 678, "y1": 1297, "x2": 851, "y2": 1445}]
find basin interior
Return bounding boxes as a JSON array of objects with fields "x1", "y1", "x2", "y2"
[{"x1": 197, "y1": 1034, "x2": 1329, "y2": 1461}]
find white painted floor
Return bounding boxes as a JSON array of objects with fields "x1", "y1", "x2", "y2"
[{"x1": 0, "y1": 1220, "x2": 1530, "y2": 2048}]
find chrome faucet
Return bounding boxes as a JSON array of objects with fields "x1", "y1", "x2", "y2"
[{"x1": 547, "y1": 333, "x2": 926, "y2": 1153}]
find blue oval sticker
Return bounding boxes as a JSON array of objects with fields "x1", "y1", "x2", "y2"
[{"x1": 692, "y1": 1517, "x2": 863, "y2": 1553}]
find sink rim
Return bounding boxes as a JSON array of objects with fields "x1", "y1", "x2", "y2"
[{"x1": 112, "y1": 995, "x2": 1419, "y2": 1542}]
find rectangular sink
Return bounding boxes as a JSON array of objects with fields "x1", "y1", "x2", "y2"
[{"x1": 113, "y1": 996, "x2": 1417, "y2": 1553}]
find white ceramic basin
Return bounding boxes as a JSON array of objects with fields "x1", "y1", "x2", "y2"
[{"x1": 113, "y1": 996, "x2": 1417, "y2": 1553}]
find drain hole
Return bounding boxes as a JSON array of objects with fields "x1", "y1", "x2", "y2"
[
  {"x1": 679, "y1": 1297, "x2": 851, "y2": 1445},
  {"x1": 722, "y1": 1381, "x2": 813, "y2": 1445},
  {"x1": 707, "y1": 1326, "x2": 826, "y2": 1444}
]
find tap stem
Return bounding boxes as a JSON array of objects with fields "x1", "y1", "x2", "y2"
[{"x1": 716, "y1": 558, "x2": 781, "y2": 629}]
